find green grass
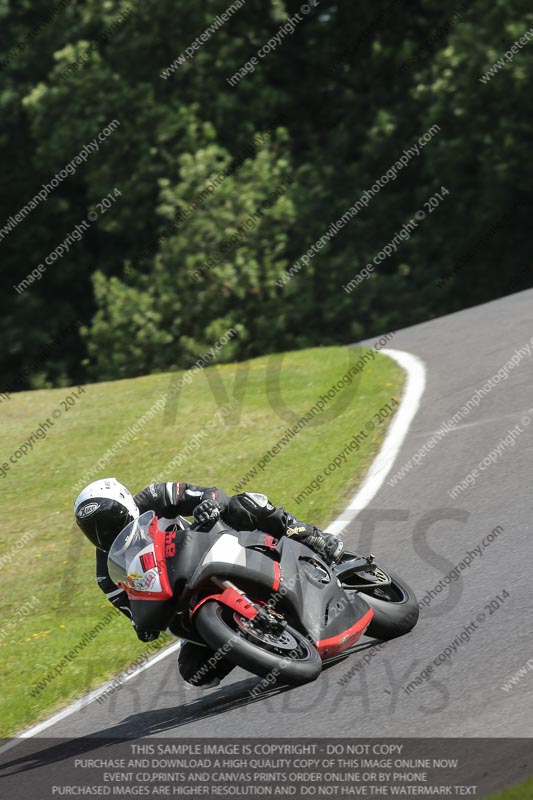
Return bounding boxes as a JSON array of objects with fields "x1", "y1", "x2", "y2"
[
  {"x1": 0, "y1": 345, "x2": 404, "y2": 737},
  {"x1": 486, "y1": 778, "x2": 533, "y2": 799}
]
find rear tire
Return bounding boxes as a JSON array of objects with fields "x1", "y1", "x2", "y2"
[{"x1": 195, "y1": 601, "x2": 322, "y2": 685}]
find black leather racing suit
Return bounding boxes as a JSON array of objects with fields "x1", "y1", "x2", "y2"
[{"x1": 96, "y1": 482, "x2": 340, "y2": 687}]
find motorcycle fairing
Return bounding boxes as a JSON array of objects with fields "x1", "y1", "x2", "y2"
[
  {"x1": 187, "y1": 534, "x2": 373, "y2": 659},
  {"x1": 107, "y1": 513, "x2": 178, "y2": 632},
  {"x1": 273, "y1": 538, "x2": 373, "y2": 649},
  {"x1": 115, "y1": 518, "x2": 373, "y2": 655},
  {"x1": 130, "y1": 526, "x2": 278, "y2": 633},
  {"x1": 315, "y1": 608, "x2": 374, "y2": 658},
  {"x1": 186, "y1": 530, "x2": 279, "y2": 600},
  {"x1": 110, "y1": 513, "x2": 173, "y2": 602}
]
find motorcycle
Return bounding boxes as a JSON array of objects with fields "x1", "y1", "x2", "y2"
[{"x1": 108, "y1": 510, "x2": 419, "y2": 685}]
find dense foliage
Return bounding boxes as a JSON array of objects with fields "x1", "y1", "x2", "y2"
[{"x1": 1, "y1": 0, "x2": 531, "y2": 387}]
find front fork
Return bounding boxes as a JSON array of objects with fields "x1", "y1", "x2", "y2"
[
  {"x1": 334, "y1": 553, "x2": 392, "y2": 589},
  {"x1": 200, "y1": 577, "x2": 286, "y2": 634}
]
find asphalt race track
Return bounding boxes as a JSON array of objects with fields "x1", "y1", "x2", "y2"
[{"x1": 4, "y1": 289, "x2": 533, "y2": 791}]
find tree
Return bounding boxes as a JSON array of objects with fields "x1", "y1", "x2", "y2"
[{"x1": 84, "y1": 127, "x2": 296, "y2": 378}]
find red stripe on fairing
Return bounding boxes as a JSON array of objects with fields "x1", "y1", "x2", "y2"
[
  {"x1": 315, "y1": 608, "x2": 374, "y2": 658},
  {"x1": 272, "y1": 562, "x2": 281, "y2": 592},
  {"x1": 120, "y1": 516, "x2": 173, "y2": 602},
  {"x1": 191, "y1": 587, "x2": 259, "y2": 620}
]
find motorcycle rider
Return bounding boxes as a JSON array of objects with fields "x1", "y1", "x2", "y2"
[{"x1": 74, "y1": 477, "x2": 343, "y2": 688}]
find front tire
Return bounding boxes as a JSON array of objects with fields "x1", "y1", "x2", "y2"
[
  {"x1": 357, "y1": 569, "x2": 419, "y2": 640},
  {"x1": 195, "y1": 601, "x2": 322, "y2": 685}
]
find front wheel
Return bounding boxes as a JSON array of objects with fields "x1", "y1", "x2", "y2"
[
  {"x1": 356, "y1": 569, "x2": 419, "y2": 640},
  {"x1": 338, "y1": 557, "x2": 419, "y2": 640},
  {"x1": 195, "y1": 601, "x2": 322, "y2": 685}
]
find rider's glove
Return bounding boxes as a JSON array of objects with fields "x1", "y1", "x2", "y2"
[{"x1": 193, "y1": 498, "x2": 220, "y2": 525}]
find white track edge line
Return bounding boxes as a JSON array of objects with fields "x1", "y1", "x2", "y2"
[
  {"x1": 325, "y1": 347, "x2": 426, "y2": 536},
  {"x1": 6, "y1": 346, "x2": 425, "y2": 744},
  {"x1": 0, "y1": 643, "x2": 181, "y2": 750}
]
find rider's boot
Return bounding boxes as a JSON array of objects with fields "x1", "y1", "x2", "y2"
[
  {"x1": 178, "y1": 641, "x2": 235, "y2": 689},
  {"x1": 286, "y1": 523, "x2": 344, "y2": 566}
]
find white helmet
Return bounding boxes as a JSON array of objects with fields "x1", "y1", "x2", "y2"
[{"x1": 74, "y1": 478, "x2": 139, "y2": 551}]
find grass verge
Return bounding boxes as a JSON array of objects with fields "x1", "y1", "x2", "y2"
[
  {"x1": 0, "y1": 344, "x2": 404, "y2": 736},
  {"x1": 486, "y1": 778, "x2": 533, "y2": 799}
]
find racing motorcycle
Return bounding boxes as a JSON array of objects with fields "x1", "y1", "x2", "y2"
[{"x1": 108, "y1": 511, "x2": 419, "y2": 685}]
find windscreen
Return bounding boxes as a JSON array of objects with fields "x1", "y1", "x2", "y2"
[{"x1": 107, "y1": 510, "x2": 158, "y2": 589}]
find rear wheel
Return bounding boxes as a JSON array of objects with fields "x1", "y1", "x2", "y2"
[
  {"x1": 339, "y1": 556, "x2": 419, "y2": 640},
  {"x1": 195, "y1": 601, "x2": 322, "y2": 685}
]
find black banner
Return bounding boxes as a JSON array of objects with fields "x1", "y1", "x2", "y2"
[{"x1": 0, "y1": 738, "x2": 531, "y2": 798}]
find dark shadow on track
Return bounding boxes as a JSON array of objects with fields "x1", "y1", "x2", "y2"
[
  {"x1": 0, "y1": 676, "x2": 288, "y2": 776},
  {"x1": 0, "y1": 639, "x2": 383, "y2": 777}
]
